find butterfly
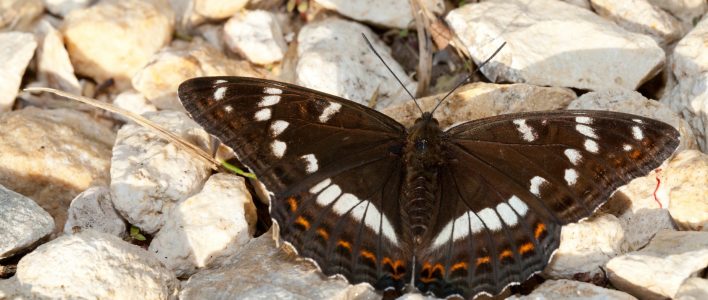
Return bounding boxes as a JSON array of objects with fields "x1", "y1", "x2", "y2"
[{"x1": 177, "y1": 76, "x2": 679, "y2": 299}]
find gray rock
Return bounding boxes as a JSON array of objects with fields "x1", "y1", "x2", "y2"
[
  {"x1": 666, "y1": 150, "x2": 708, "y2": 231},
  {"x1": 0, "y1": 0, "x2": 43, "y2": 31},
  {"x1": 223, "y1": 10, "x2": 287, "y2": 65},
  {"x1": 0, "y1": 185, "x2": 54, "y2": 259},
  {"x1": 675, "y1": 277, "x2": 708, "y2": 300},
  {"x1": 63, "y1": 186, "x2": 126, "y2": 237},
  {"x1": 590, "y1": 0, "x2": 683, "y2": 47}
]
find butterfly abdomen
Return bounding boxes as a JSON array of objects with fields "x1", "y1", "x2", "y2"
[{"x1": 401, "y1": 114, "x2": 446, "y2": 245}]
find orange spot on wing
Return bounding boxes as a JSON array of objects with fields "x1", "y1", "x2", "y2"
[
  {"x1": 630, "y1": 149, "x2": 642, "y2": 159},
  {"x1": 316, "y1": 228, "x2": 329, "y2": 240},
  {"x1": 337, "y1": 240, "x2": 351, "y2": 251},
  {"x1": 534, "y1": 222, "x2": 546, "y2": 239},
  {"x1": 287, "y1": 197, "x2": 298, "y2": 211},
  {"x1": 520, "y1": 242, "x2": 534, "y2": 254},
  {"x1": 295, "y1": 216, "x2": 310, "y2": 230},
  {"x1": 451, "y1": 262, "x2": 468, "y2": 272},
  {"x1": 499, "y1": 249, "x2": 514, "y2": 260},
  {"x1": 383, "y1": 257, "x2": 406, "y2": 280},
  {"x1": 360, "y1": 249, "x2": 376, "y2": 262},
  {"x1": 476, "y1": 256, "x2": 491, "y2": 266}
]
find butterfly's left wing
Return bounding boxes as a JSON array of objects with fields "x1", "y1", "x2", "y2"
[
  {"x1": 178, "y1": 77, "x2": 411, "y2": 291},
  {"x1": 414, "y1": 110, "x2": 679, "y2": 298}
]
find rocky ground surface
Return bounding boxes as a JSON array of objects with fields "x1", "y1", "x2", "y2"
[{"x1": 0, "y1": 0, "x2": 707, "y2": 299}]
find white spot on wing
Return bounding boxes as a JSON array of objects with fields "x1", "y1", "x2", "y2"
[
  {"x1": 310, "y1": 179, "x2": 331, "y2": 194},
  {"x1": 224, "y1": 105, "x2": 233, "y2": 113},
  {"x1": 432, "y1": 212, "x2": 484, "y2": 249},
  {"x1": 564, "y1": 149, "x2": 582, "y2": 165},
  {"x1": 564, "y1": 168, "x2": 578, "y2": 186},
  {"x1": 214, "y1": 86, "x2": 227, "y2": 100},
  {"x1": 576, "y1": 124, "x2": 598, "y2": 139},
  {"x1": 264, "y1": 87, "x2": 282, "y2": 95},
  {"x1": 496, "y1": 202, "x2": 518, "y2": 226},
  {"x1": 623, "y1": 144, "x2": 632, "y2": 151},
  {"x1": 529, "y1": 176, "x2": 547, "y2": 197},
  {"x1": 632, "y1": 126, "x2": 644, "y2": 140},
  {"x1": 477, "y1": 208, "x2": 502, "y2": 231},
  {"x1": 584, "y1": 139, "x2": 599, "y2": 153},
  {"x1": 512, "y1": 119, "x2": 537, "y2": 142},
  {"x1": 259, "y1": 95, "x2": 280, "y2": 107},
  {"x1": 632, "y1": 118, "x2": 643, "y2": 124},
  {"x1": 576, "y1": 116, "x2": 592, "y2": 124},
  {"x1": 270, "y1": 120, "x2": 289, "y2": 137},
  {"x1": 508, "y1": 196, "x2": 528, "y2": 216},
  {"x1": 271, "y1": 140, "x2": 286, "y2": 158},
  {"x1": 301, "y1": 154, "x2": 318, "y2": 174},
  {"x1": 319, "y1": 102, "x2": 342, "y2": 123},
  {"x1": 316, "y1": 184, "x2": 342, "y2": 206},
  {"x1": 215, "y1": 79, "x2": 227, "y2": 84},
  {"x1": 348, "y1": 201, "x2": 399, "y2": 245},
  {"x1": 255, "y1": 108, "x2": 271, "y2": 121}
]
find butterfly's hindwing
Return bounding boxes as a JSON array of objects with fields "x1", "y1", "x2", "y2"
[
  {"x1": 415, "y1": 110, "x2": 679, "y2": 298},
  {"x1": 178, "y1": 77, "x2": 411, "y2": 289}
]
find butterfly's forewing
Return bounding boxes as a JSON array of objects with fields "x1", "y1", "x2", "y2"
[
  {"x1": 178, "y1": 77, "x2": 411, "y2": 290},
  {"x1": 416, "y1": 110, "x2": 679, "y2": 298}
]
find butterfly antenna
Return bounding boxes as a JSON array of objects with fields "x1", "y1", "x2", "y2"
[
  {"x1": 362, "y1": 33, "x2": 423, "y2": 115},
  {"x1": 430, "y1": 42, "x2": 507, "y2": 115}
]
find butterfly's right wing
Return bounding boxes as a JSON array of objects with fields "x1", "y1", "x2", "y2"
[{"x1": 178, "y1": 77, "x2": 411, "y2": 290}]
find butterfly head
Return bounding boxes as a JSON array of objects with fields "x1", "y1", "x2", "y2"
[{"x1": 407, "y1": 112, "x2": 444, "y2": 162}]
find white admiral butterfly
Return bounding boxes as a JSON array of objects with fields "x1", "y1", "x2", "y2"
[{"x1": 178, "y1": 76, "x2": 679, "y2": 298}]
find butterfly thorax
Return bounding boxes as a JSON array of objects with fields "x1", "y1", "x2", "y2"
[{"x1": 401, "y1": 113, "x2": 445, "y2": 246}]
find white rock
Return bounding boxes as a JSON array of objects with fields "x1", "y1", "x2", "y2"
[
  {"x1": 590, "y1": 0, "x2": 683, "y2": 47},
  {"x1": 0, "y1": 107, "x2": 115, "y2": 233},
  {"x1": 132, "y1": 39, "x2": 260, "y2": 110},
  {"x1": 63, "y1": 186, "x2": 126, "y2": 237},
  {"x1": 170, "y1": 0, "x2": 249, "y2": 29},
  {"x1": 666, "y1": 150, "x2": 708, "y2": 231},
  {"x1": 44, "y1": 0, "x2": 92, "y2": 17},
  {"x1": 672, "y1": 16, "x2": 708, "y2": 79},
  {"x1": 561, "y1": 0, "x2": 591, "y2": 9},
  {"x1": 179, "y1": 229, "x2": 380, "y2": 299},
  {"x1": 646, "y1": 0, "x2": 707, "y2": 31},
  {"x1": 396, "y1": 293, "x2": 439, "y2": 300},
  {"x1": 0, "y1": 0, "x2": 44, "y2": 31},
  {"x1": 606, "y1": 230, "x2": 708, "y2": 299},
  {"x1": 446, "y1": 0, "x2": 665, "y2": 91},
  {"x1": 223, "y1": 10, "x2": 287, "y2": 65},
  {"x1": 0, "y1": 32, "x2": 37, "y2": 112},
  {"x1": 570, "y1": 88, "x2": 698, "y2": 152},
  {"x1": 61, "y1": 0, "x2": 174, "y2": 89},
  {"x1": 297, "y1": 17, "x2": 417, "y2": 109},
  {"x1": 149, "y1": 173, "x2": 257, "y2": 277},
  {"x1": 0, "y1": 185, "x2": 54, "y2": 259},
  {"x1": 112, "y1": 90, "x2": 158, "y2": 121},
  {"x1": 675, "y1": 277, "x2": 708, "y2": 300},
  {"x1": 110, "y1": 111, "x2": 213, "y2": 234},
  {"x1": 314, "y1": 0, "x2": 444, "y2": 29},
  {"x1": 507, "y1": 279, "x2": 638, "y2": 300},
  {"x1": 33, "y1": 19, "x2": 81, "y2": 96},
  {"x1": 14, "y1": 230, "x2": 178, "y2": 299},
  {"x1": 545, "y1": 214, "x2": 627, "y2": 279}
]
